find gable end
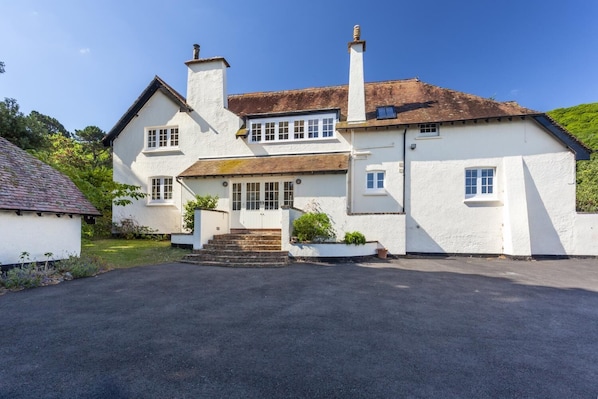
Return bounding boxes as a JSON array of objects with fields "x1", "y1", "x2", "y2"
[{"x1": 102, "y1": 76, "x2": 191, "y2": 147}]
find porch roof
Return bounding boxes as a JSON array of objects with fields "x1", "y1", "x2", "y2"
[{"x1": 178, "y1": 153, "x2": 349, "y2": 178}]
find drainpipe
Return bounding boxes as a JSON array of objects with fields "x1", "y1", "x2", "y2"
[
  {"x1": 402, "y1": 128, "x2": 407, "y2": 213},
  {"x1": 350, "y1": 129, "x2": 355, "y2": 213}
]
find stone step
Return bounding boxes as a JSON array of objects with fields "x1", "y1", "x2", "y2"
[
  {"x1": 185, "y1": 251, "x2": 288, "y2": 261},
  {"x1": 202, "y1": 244, "x2": 282, "y2": 251},
  {"x1": 208, "y1": 238, "x2": 281, "y2": 245},
  {"x1": 182, "y1": 229, "x2": 287, "y2": 268},
  {"x1": 180, "y1": 259, "x2": 288, "y2": 268},
  {"x1": 212, "y1": 234, "x2": 281, "y2": 242},
  {"x1": 182, "y1": 252, "x2": 289, "y2": 267}
]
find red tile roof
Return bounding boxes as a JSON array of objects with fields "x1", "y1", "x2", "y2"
[
  {"x1": 178, "y1": 153, "x2": 349, "y2": 178},
  {"x1": 0, "y1": 137, "x2": 101, "y2": 216}
]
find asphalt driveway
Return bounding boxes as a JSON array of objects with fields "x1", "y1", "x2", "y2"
[{"x1": 1, "y1": 257, "x2": 598, "y2": 398}]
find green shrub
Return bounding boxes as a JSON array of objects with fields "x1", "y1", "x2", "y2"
[
  {"x1": 1, "y1": 265, "x2": 44, "y2": 289},
  {"x1": 292, "y1": 212, "x2": 335, "y2": 242},
  {"x1": 183, "y1": 194, "x2": 219, "y2": 231},
  {"x1": 343, "y1": 231, "x2": 366, "y2": 245},
  {"x1": 56, "y1": 255, "x2": 105, "y2": 278},
  {"x1": 113, "y1": 218, "x2": 159, "y2": 239}
]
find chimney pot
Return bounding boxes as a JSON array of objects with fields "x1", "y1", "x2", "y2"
[
  {"x1": 353, "y1": 25, "x2": 361, "y2": 41},
  {"x1": 193, "y1": 44, "x2": 200, "y2": 60}
]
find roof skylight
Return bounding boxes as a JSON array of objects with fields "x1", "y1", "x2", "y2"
[{"x1": 376, "y1": 106, "x2": 396, "y2": 120}]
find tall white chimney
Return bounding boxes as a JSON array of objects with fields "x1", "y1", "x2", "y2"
[
  {"x1": 185, "y1": 44, "x2": 230, "y2": 111},
  {"x1": 347, "y1": 25, "x2": 366, "y2": 123}
]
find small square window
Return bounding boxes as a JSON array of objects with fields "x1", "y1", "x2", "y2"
[
  {"x1": 465, "y1": 168, "x2": 495, "y2": 199},
  {"x1": 419, "y1": 123, "x2": 439, "y2": 136},
  {"x1": 366, "y1": 171, "x2": 385, "y2": 190}
]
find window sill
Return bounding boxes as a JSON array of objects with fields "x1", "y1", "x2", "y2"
[
  {"x1": 146, "y1": 202, "x2": 176, "y2": 207},
  {"x1": 143, "y1": 148, "x2": 183, "y2": 155},
  {"x1": 364, "y1": 190, "x2": 388, "y2": 196},
  {"x1": 415, "y1": 135, "x2": 441, "y2": 140},
  {"x1": 464, "y1": 197, "x2": 502, "y2": 206},
  {"x1": 249, "y1": 137, "x2": 338, "y2": 145}
]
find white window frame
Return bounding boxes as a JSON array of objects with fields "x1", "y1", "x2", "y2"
[
  {"x1": 465, "y1": 167, "x2": 496, "y2": 200},
  {"x1": 365, "y1": 171, "x2": 386, "y2": 194},
  {"x1": 149, "y1": 176, "x2": 174, "y2": 204},
  {"x1": 248, "y1": 112, "x2": 337, "y2": 143},
  {"x1": 418, "y1": 123, "x2": 439, "y2": 137},
  {"x1": 145, "y1": 126, "x2": 179, "y2": 151}
]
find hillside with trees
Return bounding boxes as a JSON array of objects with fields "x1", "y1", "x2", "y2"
[{"x1": 548, "y1": 103, "x2": 598, "y2": 212}]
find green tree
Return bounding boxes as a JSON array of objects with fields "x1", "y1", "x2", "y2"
[
  {"x1": 0, "y1": 98, "x2": 46, "y2": 150},
  {"x1": 0, "y1": 61, "x2": 5, "y2": 74},
  {"x1": 75, "y1": 125, "x2": 110, "y2": 168},
  {"x1": 29, "y1": 110, "x2": 71, "y2": 138},
  {"x1": 548, "y1": 103, "x2": 598, "y2": 212}
]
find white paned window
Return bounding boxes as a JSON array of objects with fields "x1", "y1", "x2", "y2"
[
  {"x1": 147, "y1": 129, "x2": 157, "y2": 148},
  {"x1": 246, "y1": 182, "x2": 260, "y2": 210},
  {"x1": 419, "y1": 123, "x2": 439, "y2": 137},
  {"x1": 265, "y1": 122, "x2": 276, "y2": 141},
  {"x1": 308, "y1": 119, "x2": 319, "y2": 138},
  {"x1": 278, "y1": 121, "x2": 289, "y2": 140},
  {"x1": 232, "y1": 183, "x2": 242, "y2": 211},
  {"x1": 322, "y1": 118, "x2": 334, "y2": 137},
  {"x1": 283, "y1": 181, "x2": 294, "y2": 207},
  {"x1": 366, "y1": 171, "x2": 385, "y2": 191},
  {"x1": 294, "y1": 120, "x2": 305, "y2": 139},
  {"x1": 146, "y1": 126, "x2": 179, "y2": 150},
  {"x1": 150, "y1": 177, "x2": 173, "y2": 203},
  {"x1": 251, "y1": 123, "x2": 262, "y2": 142},
  {"x1": 264, "y1": 182, "x2": 279, "y2": 210},
  {"x1": 248, "y1": 113, "x2": 336, "y2": 143},
  {"x1": 465, "y1": 168, "x2": 495, "y2": 198}
]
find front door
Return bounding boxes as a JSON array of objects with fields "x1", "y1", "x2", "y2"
[{"x1": 231, "y1": 179, "x2": 294, "y2": 229}]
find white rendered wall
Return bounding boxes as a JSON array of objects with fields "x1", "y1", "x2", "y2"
[
  {"x1": 193, "y1": 209, "x2": 229, "y2": 250},
  {"x1": 350, "y1": 129, "x2": 404, "y2": 213},
  {"x1": 572, "y1": 214, "x2": 598, "y2": 256},
  {"x1": 112, "y1": 78, "x2": 352, "y2": 233},
  {"x1": 405, "y1": 120, "x2": 578, "y2": 255},
  {"x1": 0, "y1": 212, "x2": 82, "y2": 265}
]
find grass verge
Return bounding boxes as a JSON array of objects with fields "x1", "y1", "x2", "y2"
[{"x1": 82, "y1": 239, "x2": 190, "y2": 269}]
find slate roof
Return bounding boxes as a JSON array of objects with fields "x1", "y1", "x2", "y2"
[
  {"x1": 178, "y1": 153, "x2": 349, "y2": 178},
  {"x1": 0, "y1": 137, "x2": 101, "y2": 216}
]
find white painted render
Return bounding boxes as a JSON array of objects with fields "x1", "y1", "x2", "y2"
[
  {"x1": 110, "y1": 48, "x2": 597, "y2": 257},
  {"x1": 193, "y1": 209, "x2": 229, "y2": 250},
  {"x1": 347, "y1": 41, "x2": 366, "y2": 123},
  {"x1": 0, "y1": 212, "x2": 82, "y2": 265},
  {"x1": 404, "y1": 120, "x2": 580, "y2": 256}
]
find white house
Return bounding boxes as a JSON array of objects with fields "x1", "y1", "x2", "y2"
[
  {"x1": 0, "y1": 137, "x2": 101, "y2": 266},
  {"x1": 103, "y1": 26, "x2": 597, "y2": 257}
]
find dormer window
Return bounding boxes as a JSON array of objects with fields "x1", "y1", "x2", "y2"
[
  {"x1": 376, "y1": 106, "x2": 396, "y2": 120},
  {"x1": 248, "y1": 112, "x2": 337, "y2": 143}
]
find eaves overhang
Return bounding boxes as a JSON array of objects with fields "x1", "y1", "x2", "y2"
[
  {"x1": 102, "y1": 76, "x2": 192, "y2": 147},
  {"x1": 532, "y1": 115, "x2": 592, "y2": 161},
  {"x1": 178, "y1": 153, "x2": 350, "y2": 179}
]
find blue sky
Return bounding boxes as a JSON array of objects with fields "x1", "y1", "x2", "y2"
[{"x1": 1, "y1": 0, "x2": 597, "y2": 133}]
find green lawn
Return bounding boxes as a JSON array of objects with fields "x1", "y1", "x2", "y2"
[{"x1": 82, "y1": 239, "x2": 191, "y2": 269}]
